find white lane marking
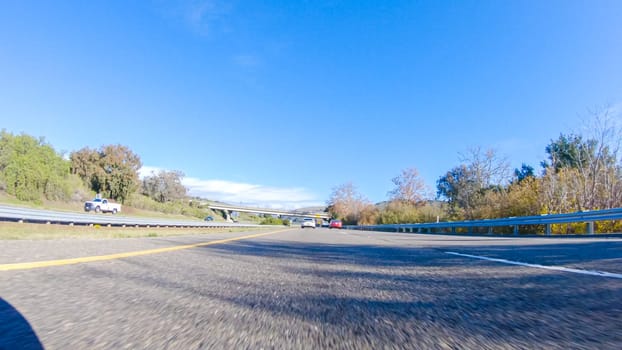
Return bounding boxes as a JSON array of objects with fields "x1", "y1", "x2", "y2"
[{"x1": 446, "y1": 251, "x2": 622, "y2": 280}]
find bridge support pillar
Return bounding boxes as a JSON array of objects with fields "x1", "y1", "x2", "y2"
[{"x1": 586, "y1": 222, "x2": 594, "y2": 235}]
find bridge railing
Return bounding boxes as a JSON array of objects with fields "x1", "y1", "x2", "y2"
[{"x1": 344, "y1": 208, "x2": 622, "y2": 235}]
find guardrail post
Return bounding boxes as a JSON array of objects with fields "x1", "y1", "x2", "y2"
[
  {"x1": 586, "y1": 222, "x2": 594, "y2": 235},
  {"x1": 545, "y1": 224, "x2": 551, "y2": 236},
  {"x1": 487, "y1": 226, "x2": 493, "y2": 235},
  {"x1": 451, "y1": 227, "x2": 456, "y2": 234},
  {"x1": 513, "y1": 225, "x2": 519, "y2": 236}
]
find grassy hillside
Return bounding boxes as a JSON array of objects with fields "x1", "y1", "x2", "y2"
[{"x1": 0, "y1": 191, "x2": 222, "y2": 222}]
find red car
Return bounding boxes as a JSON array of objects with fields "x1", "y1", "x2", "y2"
[{"x1": 329, "y1": 219, "x2": 342, "y2": 229}]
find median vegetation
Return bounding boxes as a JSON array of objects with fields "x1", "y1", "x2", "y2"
[{"x1": 259, "y1": 216, "x2": 291, "y2": 226}]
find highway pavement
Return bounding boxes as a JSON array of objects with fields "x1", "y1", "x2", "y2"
[{"x1": 1, "y1": 228, "x2": 621, "y2": 349}]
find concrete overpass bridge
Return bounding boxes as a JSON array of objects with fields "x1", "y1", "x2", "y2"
[{"x1": 208, "y1": 204, "x2": 331, "y2": 222}]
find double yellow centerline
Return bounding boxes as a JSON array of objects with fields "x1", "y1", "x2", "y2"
[{"x1": 0, "y1": 229, "x2": 289, "y2": 272}]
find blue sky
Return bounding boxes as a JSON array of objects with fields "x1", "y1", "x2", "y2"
[{"x1": 1, "y1": 0, "x2": 621, "y2": 209}]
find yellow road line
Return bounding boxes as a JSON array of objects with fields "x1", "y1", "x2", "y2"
[{"x1": 0, "y1": 229, "x2": 290, "y2": 272}]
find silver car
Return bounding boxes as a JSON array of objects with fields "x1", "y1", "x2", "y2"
[{"x1": 301, "y1": 218, "x2": 316, "y2": 229}]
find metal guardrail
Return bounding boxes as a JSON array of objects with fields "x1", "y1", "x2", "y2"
[
  {"x1": 345, "y1": 208, "x2": 622, "y2": 235},
  {"x1": 0, "y1": 205, "x2": 261, "y2": 228}
]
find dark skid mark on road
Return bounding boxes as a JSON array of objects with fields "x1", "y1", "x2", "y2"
[{"x1": 0, "y1": 298, "x2": 44, "y2": 350}]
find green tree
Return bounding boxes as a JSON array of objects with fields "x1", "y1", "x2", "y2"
[
  {"x1": 513, "y1": 164, "x2": 535, "y2": 183},
  {"x1": 542, "y1": 134, "x2": 589, "y2": 172},
  {"x1": 436, "y1": 165, "x2": 477, "y2": 219},
  {"x1": 541, "y1": 109, "x2": 622, "y2": 211},
  {"x1": 99, "y1": 145, "x2": 141, "y2": 203},
  {"x1": 70, "y1": 144, "x2": 141, "y2": 203},
  {"x1": 437, "y1": 148, "x2": 510, "y2": 220},
  {"x1": 0, "y1": 131, "x2": 70, "y2": 201},
  {"x1": 70, "y1": 147, "x2": 104, "y2": 192}
]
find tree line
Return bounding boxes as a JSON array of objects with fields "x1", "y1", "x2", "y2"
[
  {"x1": 2, "y1": 108, "x2": 620, "y2": 229},
  {"x1": 0, "y1": 130, "x2": 205, "y2": 217},
  {"x1": 327, "y1": 109, "x2": 622, "y2": 233}
]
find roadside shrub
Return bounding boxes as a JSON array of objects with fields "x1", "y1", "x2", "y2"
[
  {"x1": 125, "y1": 193, "x2": 213, "y2": 219},
  {"x1": 595, "y1": 220, "x2": 622, "y2": 233},
  {"x1": 0, "y1": 131, "x2": 70, "y2": 202},
  {"x1": 181, "y1": 205, "x2": 211, "y2": 219},
  {"x1": 377, "y1": 201, "x2": 419, "y2": 224},
  {"x1": 260, "y1": 217, "x2": 285, "y2": 225}
]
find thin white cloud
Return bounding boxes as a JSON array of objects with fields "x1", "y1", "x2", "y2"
[
  {"x1": 184, "y1": 177, "x2": 322, "y2": 209},
  {"x1": 139, "y1": 166, "x2": 323, "y2": 210},
  {"x1": 233, "y1": 54, "x2": 260, "y2": 68},
  {"x1": 186, "y1": 1, "x2": 217, "y2": 35},
  {"x1": 155, "y1": 0, "x2": 232, "y2": 37}
]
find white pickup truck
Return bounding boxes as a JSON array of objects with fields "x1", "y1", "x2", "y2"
[{"x1": 84, "y1": 198, "x2": 121, "y2": 214}]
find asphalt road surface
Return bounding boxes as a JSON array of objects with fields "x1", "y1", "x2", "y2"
[{"x1": 1, "y1": 228, "x2": 621, "y2": 349}]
